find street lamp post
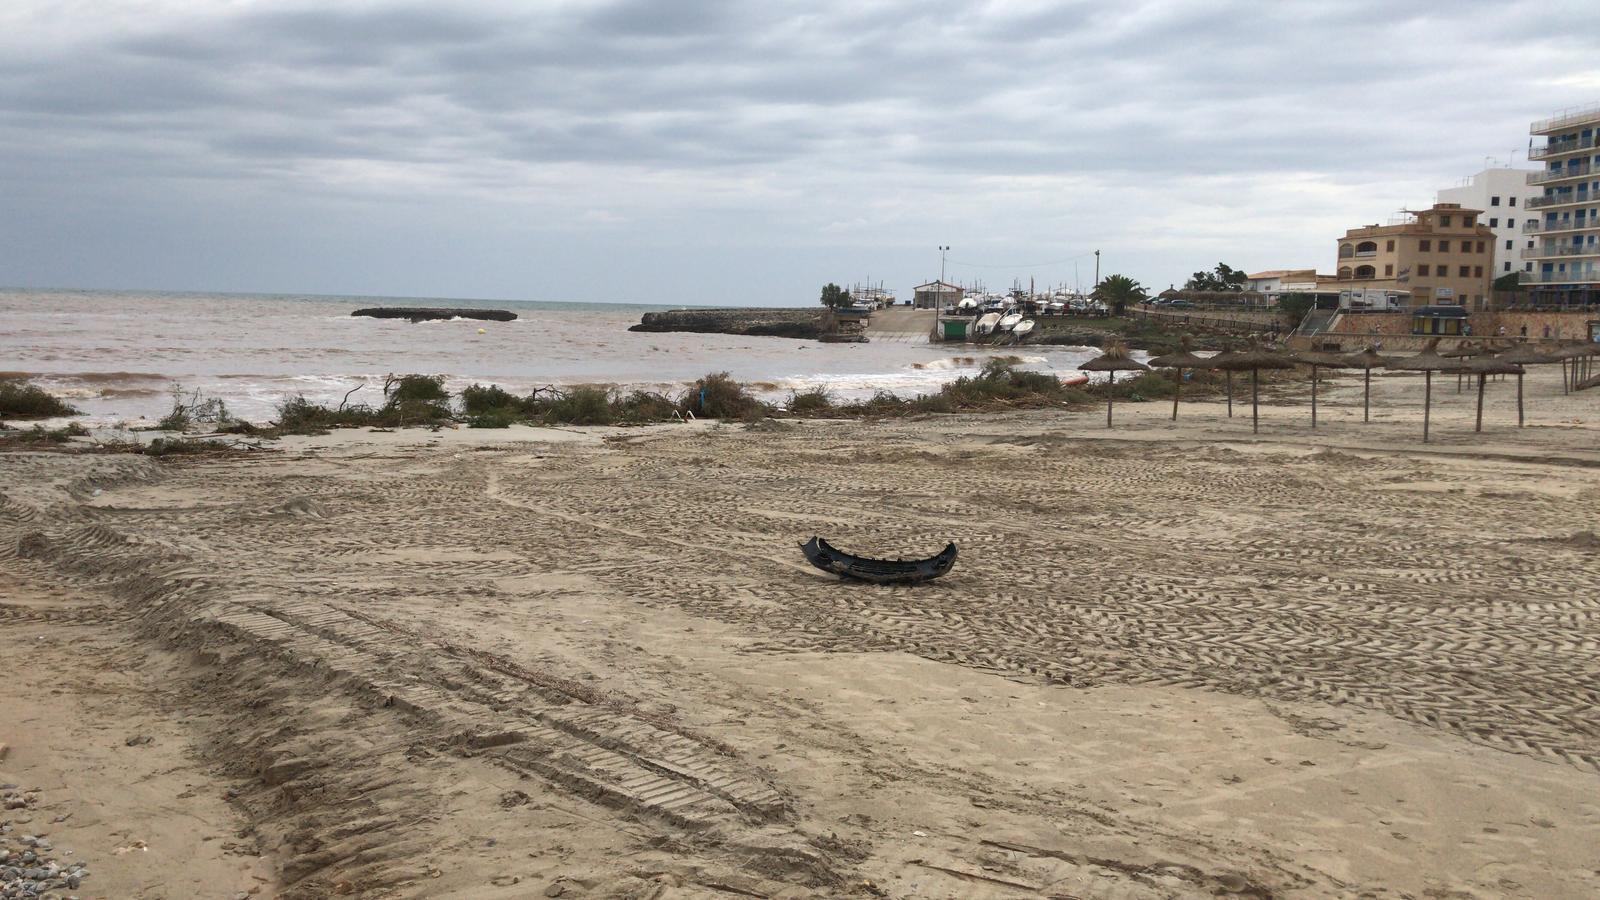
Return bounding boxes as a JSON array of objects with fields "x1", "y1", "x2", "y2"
[
  {"x1": 1094, "y1": 249, "x2": 1101, "y2": 290},
  {"x1": 937, "y1": 245, "x2": 950, "y2": 313}
]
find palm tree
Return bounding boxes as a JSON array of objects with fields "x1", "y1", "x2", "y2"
[{"x1": 1092, "y1": 274, "x2": 1147, "y2": 316}]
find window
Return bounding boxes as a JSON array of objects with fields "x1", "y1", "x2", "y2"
[
  {"x1": 1526, "y1": 262, "x2": 1533, "y2": 271},
  {"x1": 1504, "y1": 262, "x2": 1511, "y2": 272},
  {"x1": 1510, "y1": 197, "x2": 1517, "y2": 207},
  {"x1": 1339, "y1": 243, "x2": 1354, "y2": 258},
  {"x1": 1355, "y1": 265, "x2": 1376, "y2": 279},
  {"x1": 1527, "y1": 240, "x2": 1535, "y2": 248},
  {"x1": 1491, "y1": 196, "x2": 1501, "y2": 206},
  {"x1": 1506, "y1": 239, "x2": 1513, "y2": 250},
  {"x1": 1459, "y1": 266, "x2": 1470, "y2": 277},
  {"x1": 1355, "y1": 240, "x2": 1378, "y2": 255},
  {"x1": 1440, "y1": 215, "x2": 1452, "y2": 226},
  {"x1": 1385, "y1": 264, "x2": 1394, "y2": 276},
  {"x1": 1420, "y1": 239, "x2": 1432, "y2": 251},
  {"x1": 1474, "y1": 266, "x2": 1483, "y2": 277},
  {"x1": 1338, "y1": 266, "x2": 1352, "y2": 279},
  {"x1": 1418, "y1": 264, "x2": 1431, "y2": 276},
  {"x1": 1477, "y1": 240, "x2": 1485, "y2": 253},
  {"x1": 1489, "y1": 217, "x2": 1498, "y2": 228},
  {"x1": 1464, "y1": 216, "x2": 1475, "y2": 226},
  {"x1": 1439, "y1": 240, "x2": 1450, "y2": 252},
  {"x1": 1386, "y1": 239, "x2": 1395, "y2": 251}
]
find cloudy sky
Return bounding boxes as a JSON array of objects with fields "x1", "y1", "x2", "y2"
[{"x1": 3, "y1": 0, "x2": 1597, "y2": 305}]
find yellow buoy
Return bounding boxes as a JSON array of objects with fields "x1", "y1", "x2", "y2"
[{"x1": 477, "y1": 328, "x2": 486, "y2": 334}]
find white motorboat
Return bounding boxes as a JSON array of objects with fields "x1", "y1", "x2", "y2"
[
  {"x1": 973, "y1": 312, "x2": 1001, "y2": 335},
  {"x1": 998, "y1": 311, "x2": 1023, "y2": 332},
  {"x1": 1012, "y1": 319, "x2": 1035, "y2": 339}
]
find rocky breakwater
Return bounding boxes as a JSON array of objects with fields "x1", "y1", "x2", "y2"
[
  {"x1": 352, "y1": 307, "x2": 517, "y2": 322},
  {"x1": 630, "y1": 307, "x2": 822, "y2": 340}
]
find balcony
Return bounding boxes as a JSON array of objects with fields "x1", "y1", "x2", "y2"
[
  {"x1": 1529, "y1": 134, "x2": 1597, "y2": 160},
  {"x1": 1521, "y1": 270, "x2": 1600, "y2": 285},
  {"x1": 1527, "y1": 163, "x2": 1593, "y2": 185},
  {"x1": 1523, "y1": 244, "x2": 1600, "y2": 260},
  {"x1": 1524, "y1": 218, "x2": 1600, "y2": 235},
  {"x1": 1531, "y1": 101, "x2": 1600, "y2": 134},
  {"x1": 1525, "y1": 192, "x2": 1593, "y2": 210}
]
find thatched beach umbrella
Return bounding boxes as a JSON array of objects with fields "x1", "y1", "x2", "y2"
[
  {"x1": 1495, "y1": 343, "x2": 1560, "y2": 427},
  {"x1": 1079, "y1": 342, "x2": 1150, "y2": 428},
  {"x1": 1290, "y1": 348, "x2": 1349, "y2": 428},
  {"x1": 1147, "y1": 336, "x2": 1212, "y2": 421},
  {"x1": 1461, "y1": 355, "x2": 1524, "y2": 433},
  {"x1": 1339, "y1": 346, "x2": 1389, "y2": 423},
  {"x1": 1387, "y1": 339, "x2": 1467, "y2": 443},
  {"x1": 1543, "y1": 341, "x2": 1592, "y2": 394},
  {"x1": 1441, "y1": 341, "x2": 1486, "y2": 394},
  {"x1": 1210, "y1": 344, "x2": 1295, "y2": 434}
]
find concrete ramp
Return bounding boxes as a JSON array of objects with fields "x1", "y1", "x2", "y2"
[{"x1": 866, "y1": 307, "x2": 936, "y2": 343}]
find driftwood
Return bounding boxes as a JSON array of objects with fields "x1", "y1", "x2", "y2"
[{"x1": 352, "y1": 307, "x2": 517, "y2": 323}]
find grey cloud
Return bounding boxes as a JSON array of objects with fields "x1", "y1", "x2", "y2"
[{"x1": 0, "y1": 0, "x2": 1594, "y2": 299}]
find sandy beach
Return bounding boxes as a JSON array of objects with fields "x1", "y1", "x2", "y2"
[{"x1": 5, "y1": 364, "x2": 1600, "y2": 899}]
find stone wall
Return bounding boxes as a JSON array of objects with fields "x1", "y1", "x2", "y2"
[
  {"x1": 1322, "y1": 310, "x2": 1598, "y2": 342},
  {"x1": 631, "y1": 307, "x2": 824, "y2": 339}
]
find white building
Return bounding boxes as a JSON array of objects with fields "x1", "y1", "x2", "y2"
[
  {"x1": 1524, "y1": 103, "x2": 1600, "y2": 305},
  {"x1": 1436, "y1": 167, "x2": 1537, "y2": 280}
]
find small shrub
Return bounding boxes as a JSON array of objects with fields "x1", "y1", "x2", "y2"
[
  {"x1": 385, "y1": 374, "x2": 448, "y2": 404},
  {"x1": 0, "y1": 379, "x2": 81, "y2": 419},
  {"x1": 683, "y1": 372, "x2": 767, "y2": 420},
  {"x1": 543, "y1": 386, "x2": 615, "y2": 425},
  {"x1": 460, "y1": 383, "x2": 523, "y2": 417},
  {"x1": 611, "y1": 390, "x2": 677, "y2": 423},
  {"x1": 156, "y1": 385, "x2": 234, "y2": 432},
  {"x1": 275, "y1": 395, "x2": 382, "y2": 435},
  {"x1": 787, "y1": 387, "x2": 836, "y2": 415}
]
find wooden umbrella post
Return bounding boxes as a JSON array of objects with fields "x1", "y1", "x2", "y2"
[
  {"x1": 1475, "y1": 373, "x2": 1486, "y2": 433},
  {"x1": 1310, "y1": 364, "x2": 1319, "y2": 428},
  {"x1": 1106, "y1": 371, "x2": 1114, "y2": 428},
  {"x1": 1171, "y1": 367, "x2": 1181, "y2": 421},
  {"x1": 1517, "y1": 371, "x2": 1525, "y2": 427},
  {"x1": 1251, "y1": 368, "x2": 1260, "y2": 435},
  {"x1": 1363, "y1": 368, "x2": 1371, "y2": 423},
  {"x1": 1423, "y1": 369, "x2": 1432, "y2": 443},
  {"x1": 1225, "y1": 371, "x2": 1233, "y2": 418}
]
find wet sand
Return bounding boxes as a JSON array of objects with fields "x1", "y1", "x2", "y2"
[{"x1": 4, "y1": 364, "x2": 1600, "y2": 898}]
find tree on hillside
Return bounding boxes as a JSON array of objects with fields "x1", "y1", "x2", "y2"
[
  {"x1": 1184, "y1": 263, "x2": 1248, "y2": 292},
  {"x1": 1093, "y1": 274, "x2": 1148, "y2": 315},
  {"x1": 1277, "y1": 292, "x2": 1317, "y2": 326},
  {"x1": 819, "y1": 283, "x2": 852, "y2": 308},
  {"x1": 1493, "y1": 272, "x2": 1524, "y2": 293}
]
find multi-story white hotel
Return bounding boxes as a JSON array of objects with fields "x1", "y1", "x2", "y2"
[
  {"x1": 1437, "y1": 168, "x2": 1535, "y2": 280},
  {"x1": 1524, "y1": 103, "x2": 1600, "y2": 305}
]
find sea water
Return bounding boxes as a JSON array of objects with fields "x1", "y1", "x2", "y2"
[{"x1": 1, "y1": 288, "x2": 1119, "y2": 424}]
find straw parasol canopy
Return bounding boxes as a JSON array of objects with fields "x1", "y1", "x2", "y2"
[
  {"x1": 1079, "y1": 341, "x2": 1150, "y2": 428},
  {"x1": 1210, "y1": 344, "x2": 1295, "y2": 434},
  {"x1": 1387, "y1": 339, "x2": 1469, "y2": 442},
  {"x1": 1339, "y1": 346, "x2": 1390, "y2": 423},
  {"x1": 1146, "y1": 336, "x2": 1212, "y2": 421},
  {"x1": 1290, "y1": 348, "x2": 1350, "y2": 429}
]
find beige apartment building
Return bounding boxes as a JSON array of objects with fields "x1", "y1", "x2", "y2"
[{"x1": 1335, "y1": 203, "x2": 1496, "y2": 310}]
